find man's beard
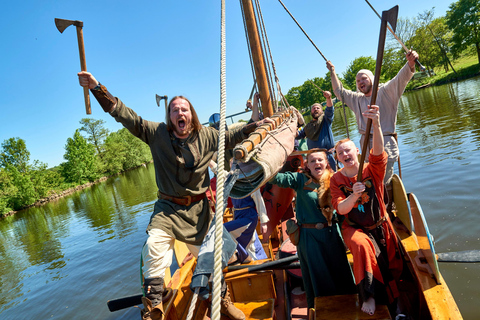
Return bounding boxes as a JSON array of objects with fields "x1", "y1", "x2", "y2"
[
  {"x1": 360, "y1": 83, "x2": 372, "y2": 94},
  {"x1": 173, "y1": 124, "x2": 191, "y2": 138}
]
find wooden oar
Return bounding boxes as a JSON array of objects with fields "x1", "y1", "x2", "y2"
[
  {"x1": 226, "y1": 261, "x2": 301, "y2": 272},
  {"x1": 436, "y1": 250, "x2": 480, "y2": 263},
  {"x1": 224, "y1": 254, "x2": 299, "y2": 279},
  {"x1": 107, "y1": 294, "x2": 143, "y2": 312},
  {"x1": 358, "y1": 6, "x2": 398, "y2": 180},
  {"x1": 224, "y1": 255, "x2": 300, "y2": 272}
]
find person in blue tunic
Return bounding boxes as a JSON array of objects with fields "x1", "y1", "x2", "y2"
[
  {"x1": 296, "y1": 91, "x2": 336, "y2": 171},
  {"x1": 227, "y1": 189, "x2": 269, "y2": 263},
  {"x1": 209, "y1": 160, "x2": 269, "y2": 263},
  {"x1": 270, "y1": 148, "x2": 356, "y2": 308}
]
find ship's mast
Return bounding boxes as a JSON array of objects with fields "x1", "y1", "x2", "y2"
[{"x1": 241, "y1": 0, "x2": 274, "y2": 118}]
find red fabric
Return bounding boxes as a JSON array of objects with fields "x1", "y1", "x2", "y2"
[
  {"x1": 331, "y1": 151, "x2": 402, "y2": 302},
  {"x1": 262, "y1": 155, "x2": 303, "y2": 239}
]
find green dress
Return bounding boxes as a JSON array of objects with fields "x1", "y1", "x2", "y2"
[{"x1": 271, "y1": 171, "x2": 356, "y2": 308}]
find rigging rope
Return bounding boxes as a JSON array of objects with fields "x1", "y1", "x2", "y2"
[
  {"x1": 240, "y1": 0, "x2": 258, "y2": 97},
  {"x1": 254, "y1": 0, "x2": 278, "y2": 111},
  {"x1": 211, "y1": 1, "x2": 227, "y2": 320},
  {"x1": 255, "y1": 0, "x2": 292, "y2": 112},
  {"x1": 277, "y1": 0, "x2": 352, "y2": 137},
  {"x1": 277, "y1": 0, "x2": 328, "y2": 61},
  {"x1": 308, "y1": 79, "x2": 324, "y2": 93},
  {"x1": 338, "y1": 83, "x2": 350, "y2": 139},
  {"x1": 185, "y1": 288, "x2": 200, "y2": 320}
]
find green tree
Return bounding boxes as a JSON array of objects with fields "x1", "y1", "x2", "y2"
[
  {"x1": 382, "y1": 47, "x2": 406, "y2": 80},
  {"x1": 0, "y1": 168, "x2": 17, "y2": 215},
  {"x1": 409, "y1": 9, "x2": 456, "y2": 73},
  {"x1": 284, "y1": 77, "x2": 330, "y2": 111},
  {"x1": 102, "y1": 128, "x2": 152, "y2": 175},
  {"x1": 79, "y1": 118, "x2": 109, "y2": 156},
  {"x1": 342, "y1": 56, "x2": 376, "y2": 90},
  {"x1": 0, "y1": 137, "x2": 30, "y2": 173},
  {"x1": 61, "y1": 130, "x2": 98, "y2": 184},
  {"x1": 285, "y1": 86, "x2": 302, "y2": 110},
  {"x1": 30, "y1": 160, "x2": 64, "y2": 198},
  {"x1": 5, "y1": 165, "x2": 37, "y2": 210},
  {"x1": 446, "y1": 0, "x2": 480, "y2": 63}
]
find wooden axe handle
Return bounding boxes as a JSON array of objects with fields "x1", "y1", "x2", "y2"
[{"x1": 76, "y1": 25, "x2": 91, "y2": 114}]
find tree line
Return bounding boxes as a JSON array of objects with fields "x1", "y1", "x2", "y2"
[
  {"x1": 0, "y1": 118, "x2": 152, "y2": 216},
  {"x1": 284, "y1": 1, "x2": 480, "y2": 109}
]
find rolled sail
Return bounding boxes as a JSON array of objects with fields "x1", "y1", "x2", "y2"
[{"x1": 229, "y1": 106, "x2": 302, "y2": 199}]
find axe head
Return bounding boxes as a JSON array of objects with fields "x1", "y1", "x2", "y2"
[
  {"x1": 156, "y1": 94, "x2": 168, "y2": 107},
  {"x1": 382, "y1": 5, "x2": 398, "y2": 33},
  {"x1": 55, "y1": 18, "x2": 83, "y2": 33}
]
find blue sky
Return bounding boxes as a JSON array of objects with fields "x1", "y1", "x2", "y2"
[{"x1": 1, "y1": 0, "x2": 454, "y2": 168}]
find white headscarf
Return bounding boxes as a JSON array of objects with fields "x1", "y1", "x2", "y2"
[{"x1": 356, "y1": 69, "x2": 374, "y2": 93}]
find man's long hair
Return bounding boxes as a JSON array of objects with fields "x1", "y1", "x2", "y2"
[{"x1": 166, "y1": 96, "x2": 202, "y2": 134}]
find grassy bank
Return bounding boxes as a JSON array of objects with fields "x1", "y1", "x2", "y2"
[{"x1": 406, "y1": 53, "x2": 480, "y2": 90}]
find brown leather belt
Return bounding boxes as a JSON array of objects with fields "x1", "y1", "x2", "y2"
[
  {"x1": 157, "y1": 190, "x2": 206, "y2": 206},
  {"x1": 300, "y1": 222, "x2": 330, "y2": 230}
]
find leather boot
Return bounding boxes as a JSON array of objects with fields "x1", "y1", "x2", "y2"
[
  {"x1": 220, "y1": 288, "x2": 246, "y2": 320},
  {"x1": 141, "y1": 278, "x2": 165, "y2": 320}
]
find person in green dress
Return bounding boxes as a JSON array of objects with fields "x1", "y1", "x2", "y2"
[{"x1": 270, "y1": 148, "x2": 356, "y2": 309}]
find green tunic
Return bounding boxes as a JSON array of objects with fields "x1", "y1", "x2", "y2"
[
  {"x1": 111, "y1": 99, "x2": 246, "y2": 245},
  {"x1": 271, "y1": 171, "x2": 356, "y2": 308}
]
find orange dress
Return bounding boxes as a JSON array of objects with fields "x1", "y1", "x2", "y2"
[{"x1": 331, "y1": 151, "x2": 403, "y2": 304}]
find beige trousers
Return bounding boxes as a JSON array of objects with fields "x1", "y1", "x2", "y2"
[{"x1": 142, "y1": 228, "x2": 200, "y2": 279}]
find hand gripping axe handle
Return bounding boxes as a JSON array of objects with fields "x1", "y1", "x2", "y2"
[{"x1": 55, "y1": 18, "x2": 91, "y2": 114}]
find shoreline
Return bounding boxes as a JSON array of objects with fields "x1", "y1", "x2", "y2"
[
  {"x1": 1, "y1": 162, "x2": 150, "y2": 220},
  {"x1": 1, "y1": 176, "x2": 109, "y2": 219},
  {"x1": 408, "y1": 67, "x2": 480, "y2": 91}
]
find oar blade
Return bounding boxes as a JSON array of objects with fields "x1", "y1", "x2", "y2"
[
  {"x1": 437, "y1": 250, "x2": 480, "y2": 263},
  {"x1": 107, "y1": 293, "x2": 143, "y2": 312}
]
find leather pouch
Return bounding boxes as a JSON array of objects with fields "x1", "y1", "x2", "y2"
[{"x1": 286, "y1": 219, "x2": 300, "y2": 246}]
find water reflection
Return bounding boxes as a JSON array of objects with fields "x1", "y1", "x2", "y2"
[{"x1": 0, "y1": 163, "x2": 157, "y2": 318}]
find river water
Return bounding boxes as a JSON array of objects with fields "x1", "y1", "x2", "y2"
[{"x1": 1, "y1": 77, "x2": 480, "y2": 319}]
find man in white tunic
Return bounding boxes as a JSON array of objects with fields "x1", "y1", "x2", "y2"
[{"x1": 326, "y1": 50, "x2": 419, "y2": 185}]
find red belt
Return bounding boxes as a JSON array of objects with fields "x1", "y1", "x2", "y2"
[{"x1": 157, "y1": 190, "x2": 206, "y2": 206}]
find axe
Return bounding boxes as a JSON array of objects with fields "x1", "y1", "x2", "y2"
[
  {"x1": 156, "y1": 94, "x2": 168, "y2": 109},
  {"x1": 358, "y1": 6, "x2": 398, "y2": 181},
  {"x1": 365, "y1": 0, "x2": 425, "y2": 71},
  {"x1": 55, "y1": 18, "x2": 91, "y2": 114}
]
